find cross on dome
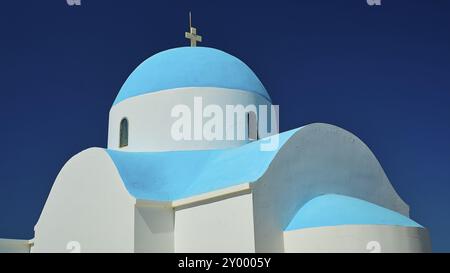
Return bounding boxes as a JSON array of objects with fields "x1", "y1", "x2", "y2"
[{"x1": 185, "y1": 12, "x2": 202, "y2": 47}]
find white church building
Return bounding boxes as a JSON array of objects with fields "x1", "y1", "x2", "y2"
[{"x1": 0, "y1": 29, "x2": 431, "y2": 252}]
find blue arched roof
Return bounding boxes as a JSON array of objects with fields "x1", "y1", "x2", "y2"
[
  {"x1": 106, "y1": 128, "x2": 298, "y2": 201},
  {"x1": 285, "y1": 194, "x2": 422, "y2": 231},
  {"x1": 113, "y1": 47, "x2": 271, "y2": 105}
]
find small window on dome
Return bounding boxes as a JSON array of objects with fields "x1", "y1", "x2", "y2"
[
  {"x1": 247, "y1": 111, "x2": 258, "y2": 141},
  {"x1": 119, "y1": 118, "x2": 128, "y2": 148}
]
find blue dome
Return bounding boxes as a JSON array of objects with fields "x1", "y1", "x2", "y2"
[{"x1": 113, "y1": 47, "x2": 270, "y2": 105}]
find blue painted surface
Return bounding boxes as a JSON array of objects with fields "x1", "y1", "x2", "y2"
[
  {"x1": 285, "y1": 194, "x2": 422, "y2": 231},
  {"x1": 113, "y1": 47, "x2": 271, "y2": 105},
  {"x1": 106, "y1": 128, "x2": 299, "y2": 201}
]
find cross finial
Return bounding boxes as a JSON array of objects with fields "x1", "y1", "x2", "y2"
[{"x1": 185, "y1": 12, "x2": 202, "y2": 47}]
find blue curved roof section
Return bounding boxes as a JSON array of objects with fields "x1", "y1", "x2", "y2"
[
  {"x1": 106, "y1": 128, "x2": 299, "y2": 201},
  {"x1": 285, "y1": 194, "x2": 422, "y2": 231},
  {"x1": 113, "y1": 47, "x2": 271, "y2": 105}
]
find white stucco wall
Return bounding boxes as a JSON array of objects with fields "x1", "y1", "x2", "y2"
[
  {"x1": 283, "y1": 225, "x2": 431, "y2": 253},
  {"x1": 0, "y1": 239, "x2": 30, "y2": 253},
  {"x1": 108, "y1": 87, "x2": 273, "y2": 152},
  {"x1": 32, "y1": 148, "x2": 136, "y2": 253},
  {"x1": 134, "y1": 202, "x2": 174, "y2": 253},
  {"x1": 174, "y1": 193, "x2": 255, "y2": 252},
  {"x1": 252, "y1": 123, "x2": 411, "y2": 252}
]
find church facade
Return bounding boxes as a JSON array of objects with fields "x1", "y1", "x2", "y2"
[{"x1": 0, "y1": 45, "x2": 431, "y2": 253}]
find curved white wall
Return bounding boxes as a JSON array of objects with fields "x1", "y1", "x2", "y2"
[
  {"x1": 32, "y1": 148, "x2": 136, "y2": 253},
  {"x1": 252, "y1": 123, "x2": 411, "y2": 252},
  {"x1": 283, "y1": 225, "x2": 431, "y2": 253},
  {"x1": 108, "y1": 87, "x2": 273, "y2": 152}
]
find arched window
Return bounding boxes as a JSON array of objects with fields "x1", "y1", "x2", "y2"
[
  {"x1": 119, "y1": 118, "x2": 128, "y2": 148},
  {"x1": 247, "y1": 111, "x2": 258, "y2": 141}
]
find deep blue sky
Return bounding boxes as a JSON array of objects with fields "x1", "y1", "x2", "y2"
[{"x1": 0, "y1": 0, "x2": 449, "y2": 252}]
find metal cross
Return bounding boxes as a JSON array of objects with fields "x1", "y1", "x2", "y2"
[{"x1": 185, "y1": 12, "x2": 202, "y2": 47}]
